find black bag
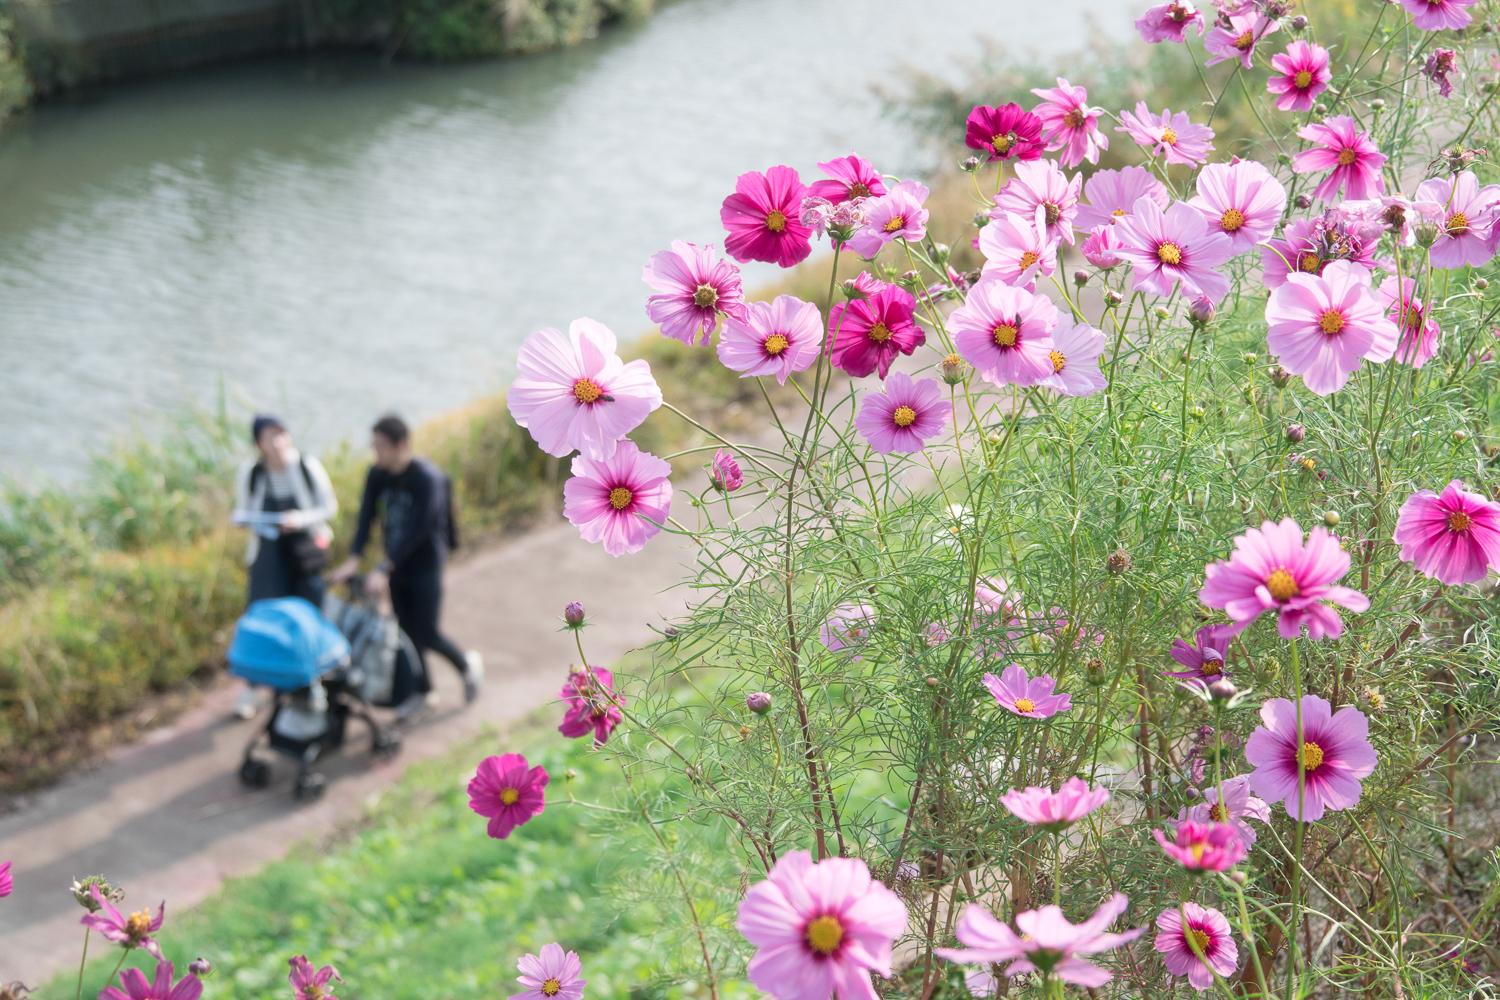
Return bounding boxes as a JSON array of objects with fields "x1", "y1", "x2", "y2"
[{"x1": 251, "y1": 458, "x2": 330, "y2": 575}]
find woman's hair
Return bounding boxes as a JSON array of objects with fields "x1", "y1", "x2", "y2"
[{"x1": 251, "y1": 414, "x2": 285, "y2": 445}]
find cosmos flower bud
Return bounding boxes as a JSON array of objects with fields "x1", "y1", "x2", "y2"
[
  {"x1": 1294, "y1": 194, "x2": 1312, "y2": 210},
  {"x1": 188, "y1": 958, "x2": 214, "y2": 979},
  {"x1": 1370, "y1": 97, "x2": 1385, "y2": 112},
  {"x1": 1242, "y1": 352, "x2": 1258, "y2": 364},
  {"x1": 1270, "y1": 365, "x2": 1292, "y2": 387},
  {"x1": 1104, "y1": 289, "x2": 1123, "y2": 307},
  {"x1": 1475, "y1": 277, "x2": 1489, "y2": 290},
  {"x1": 563, "y1": 602, "x2": 586, "y2": 628},
  {"x1": 972, "y1": 211, "x2": 991, "y2": 229},
  {"x1": 1290, "y1": 14, "x2": 1308, "y2": 29},
  {"x1": 1073, "y1": 269, "x2": 1090, "y2": 287},
  {"x1": 1453, "y1": 429, "x2": 1469, "y2": 442},
  {"x1": 1153, "y1": 306, "x2": 1171, "y2": 321},
  {"x1": 1085, "y1": 657, "x2": 1107, "y2": 685},
  {"x1": 899, "y1": 270, "x2": 922, "y2": 290},
  {"x1": 841, "y1": 278, "x2": 868, "y2": 301},
  {"x1": 1415, "y1": 218, "x2": 1442, "y2": 247},
  {"x1": 1285, "y1": 423, "x2": 1306, "y2": 442},
  {"x1": 70, "y1": 876, "x2": 123, "y2": 912},
  {"x1": 1188, "y1": 297, "x2": 1216, "y2": 326},
  {"x1": 931, "y1": 242, "x2": 951, "y2": 263},
  {"x1": 1106, "y1": 548, "x2": 1132, "y2": 575},
  {"x1": 1363, "y1": 687, "x2": 1385, "y2": 711},
  {"x1": 925, "y1": 676, "x2": 940, "y2": 687},
  {"x1": 959, "y1": 155, "x2": 981, "y2": 173},
  {"x1": 746, "y1": 692, "x2": 773, "y2": 715},
  {"x1": 1207, "y1": 679, "x2": 1238, "y2": 702},
  {"x1": 1323, "y1": 510, "x2": 1340, "y2": 527}
]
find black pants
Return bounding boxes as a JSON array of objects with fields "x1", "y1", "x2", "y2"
[{"x1": 388, "y1": 568, "x2": 466, "y2": 693}]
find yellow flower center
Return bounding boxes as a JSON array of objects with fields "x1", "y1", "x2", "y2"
[
  {"x1": 1266, "y1": 568, "x2": 1299, "y2": 602},
  {"x1": 849, "y1": 182, "x2": 870, "y2": 198},
  {"x1": 1014, "y1": 697, "x2": 1036, "y2": 713},
  {"x1": 1064, "y1": 109, "x2": 1087, "y2": 128},
  {"x1": 608, "y1": 487, "x2": 633, "y2": 511},
  {"x1": 1189, "y1": 842, "x2": 1207, "y2": 862},
  {"x1": 692, "y1": 283, "x2": 719, "y2": 309},
  {"x1": 1209, "y1": 803, "x2": 1228, "y2": 822},
  {"x1": 1112, "y1": 207, "x2": 1127, "y2": 217},
  {"x1": 884, "y1": 215, "x2": 906, "y2": 233},
  {"x1": 1294, "y1": 70, "x2": 1314, "y2": 88},
  {"x1": 763, "y1": 333, "x2": 790, "y2": 356},
  {"x1": 1220, "y1": 208, "x2": 1246, "y2": 232},
  {"x1": 499, "y1": 787, "x2": 521, "y2": 805},
  {"x1": 1448, "y1": 511, "x2": 1472, "y2": 532},
  {"x1": 1157, "y1": 241, "x2": 1184, "y2": 266},
  {"x1": 1233, "y1": 29, "x2": 1254, "y2": 50},
  {"x1": 1300, "y1": 740, "x2": 1325, "y2": 771},
  {"x1": 1161, "y1": 126, "x2": 1179, "y2": 145},
  {"x1": 766, "y1": 210, "x2": 787, "y2": 233},
  {"x1": 991, "y1": 132, "x2": 1016, "y2": 154},
  {"x1": 1048, "y1": 349, "x2": 1067, "y2": 373},
  {"x1": 943, "y1": 351, "x2": 962, "y2": 367},
  {"x1": 541, "y1": 979, "x2": 563, "y2": 996},
  {"x1": 868, "y1": 322, "x2": 893, "y2": 343},
  {"x1": 1446, "y1": 212, "x2": 1470, "y2": 236},
  {"x1": 1019, "y1": 250, "x2": 1040, "y2": 270},
  {"x1": 1297, "y1": 252, "x2": 1322, "y2": 273},
  {"x1": 992, "y1": 323, "x2": 1019, "y2": 348},
  {"x1": 805, "y1": 914, "x2": 845, "y2": 955},
  {"x1": 1187, "y1": 928, "x2": 1212, "y2": 954},
  {"x1": 892, "y1": 405, "x2": 918, "y2": 427},
  {"x1": 125, "y1": 911, "x2": 153, "y2": 939},
  {"x1": 1043, "y1": 202, "x2": 1061, "y2": 225},
  {"x1": 572, "y1": 377, "x2": 604, "y2": 405},
  {"x1": 1200, "y1": 660, "x2": 1223, "y2": 677},
  {"x1": 1336, "y1": 148, "x2": 1357, "y2": 167},
  {"x1": 306, "y1": 987, "x2": 326, "y2": 1000},
  {"x1": 1318, "y1": 309, "x2": 1345, "y2": 335}
]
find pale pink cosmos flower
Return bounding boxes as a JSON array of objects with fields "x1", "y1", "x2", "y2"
[
  {"x1": 1292, "y1": 117, "x2": 1386, "y2": 203},
  {"x1": 821, "y1": 602, "x2": 876, "y2": 652},
  {"x1": 1394, "y1": 480, "x2": 1500, "y2": 585},
  {"x1": 855, "y1": 372, "x2": 952, "y2": 454},
  {"x1": 101, "y1": 962, "x2": 202, "y2": 1000},
  {"x1": 978, "y1": 207, "x2": 1057, "y2": 289},
  {"x1": 508, "y1": 943, "x2": 586, "y2": 1000},
  {"x1": 983, "y1": 664, "x2": 1072, "y2": 719},
  {"x1": 642, "y1": 241, "x2": 746, "y2": 346},
  {"x1": 1117, "y1": 104, "x2": 1215, "y2": 166},
  {"x1": 1156, "y1": 904, "x2": 1238, "y2": 991},
  {"x1": 1076, "y1": 166, "x2": 1169, "y2": 230},
  {"x1": 950, "y1": 279, "x2": 1059, "y2": 388},
  {"x1": 710, "y1": 448, "x2": 744, "y2": 492},
  {"x1": 1205, "y1": 10, "x2": 1277, "y2": 68},
  {"x1": 1039, "y1": 315, "x2": 1107, "y2": 397},
  {"x1": 1246, "y1": 695, "x2": 1376, "y2": 822},
  {"x1": 558, "y1": 666, "x2": 623, "y2": 746},
  {"x1": 1188, "y1": 159, "x2": 1287, "y2": 254},
  {"x1": 938, "y1": 893, "x2": 1143, "y2": 988},
  {"x1": 1183, "y1": 776, "x2": 1271, "y2": 847},
  {"x1": 1082, "y1": 225, "x2": 1125, "y2": 269},
  {"x1": 562, "y1": 439, "x2": 673, "y2": 557},
  {"x1": 721, "y1": 165, "x2": 813, "y2": 267},
  {"x1": 1114, "y1": 196, "x2": 1234, "y2": 304},
  {"x1": 737, "y1": 850, "x2": 906, "y2": 1000},
  {"x1": 1001, "y1": 777, "x2": 1110, "y2": 830},
  {"x1": 809, "y1": 153, "x2": 887, "y2": 204},
  {"x1": 1378, "y1": 276, "x2": 1441, "y2": 368},
  {"x1": 1165, "y1": 624, "x2": 1231, "y2": 681},
  {"x1": 993, "y1": 159, "x2": 1082, "y2": 245},
  {"x1": 1153, "y1": 818, "x2": 1247, "y2": 871},
  {"x1": 1402, "y1": 0, "x2": 1478, "y2": 31},
  {"x1": 1031, "y1": 77, "x2": 1109, "y2": 168},
  {"x1": 1264, "y1": 260, "x2": 1398, "y2": 396},
  {"x1": 801, "y1": 196, "x2": 870, "y2": 241},
  {"x1": 467, "y1": 752, "x2": 549, "y2": 840},
  {"x1": 1415, "y1": 170, "x2": 1500, "y2": 268},
  {"x1": 288, "y1": 958, "x2": 340, "y2": 1000},
  {"x1": 717, "y1": 294, "x2": 823, "y2": 385},
  {"x1": 1268, "y1": 41, "x2": 1332, "y2": 111},
  {"x1": 82, "y1": 886, "x2": 165, "y2": 958},
  {"x1": 1136, "y1": 0, "x2": 1204, "y2": 42},
  {"x1": 1199, "y1": 518, "x2": 1370, "y2": 640},
  {"x1": 1260, "y1": 212, "x2": 1385, "y2": 289},
  {"x1": 848, "y1": 179, "x2": 930, "y2": 258},
  {"x1": 508, "y1": 319, "x2": 663, "y2": 460},
  {"x1": 828, "y1": 280, "x2": 926, "y2": 379}
]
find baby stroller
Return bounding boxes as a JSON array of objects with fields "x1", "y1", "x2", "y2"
[
  {"x1": 229, "y1": 597, "x2": 403, "y2": 801},
  {"x1": 322, "y1": 576, "x2": 429, "y2": 716}
]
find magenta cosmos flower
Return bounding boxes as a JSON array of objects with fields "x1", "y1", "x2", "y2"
[
  {"x1": 1415, "y1": 170, "x2": 1500, "y2": 269},
  {"x1": 1083, "y1": 225, "x2": 1124, "y2": 269},
  {"x1": 509, "y1": 943, "x2": 585, "y2": 1000},
  {"x1": 0, "y1": 860, "x2": 10, "y2": 898},
  {"x1": 558, "y1": 666, "x2": 623, "y2": 746},
  {"x1": 1136, "y1": 0, "x2": 1204, "y2": 42},
  {"x1": 855, "y1": 372, "x2": 951, "y2": 454},
  {"x1": 82, "y1": 886, "x2": 165, "y2": 958},
  {"x1": 1245, "y1": 695, "x2": 1376, "y2": 822},
  {"x1": 1184, "y1": 775, "x2": 1271, "y2": 847},
  {"x1": 828, "y1": 280, "x2": 925, "y2": 379},
  {"x1": 1153, "y1": 818, "x2": 1247, "y2": 871},
  {"x1": 1001, "y1": 777, "x2": 1109, "y2": 831},
  {"x1": 509, "y1": 319, "x2": 662, "y2": 460},
  {"x1": 1076, "y1": 166, "x2": 1168, "y2": 230},
  {"x1": 736, "y1": 850, "x2": 907, "y2": 1000},
  {"x1": 1205, "y1": 10, "x2": 1277, "y2": 69},
  {"x1": 721, "y1": 166, "x2": 813, "y2": 267},
  {"x1": 983, "y1": 664, "x2": 1071, "y2": 719},
  {"x1": 1156, "y1": 904, "x2": 1238, "y2": 991},
  {"x1": 711, "y1": 448, "x2": 744, "y2": 492},
  {"x1": 1264, "y1": 260, "x2": 1398, "y2": 396},
  {"x1": 809, "y1": 153, "x2": 886, "y2": 203},
  {"x1": 1189, "y1": 159, "x2": 1287, "y2": 254},
  {"x1": 994, "y1": 159, "x2": 1082, "y2": 245},
  {"x1": 468, "y1": 752, "x2": 549, "y2": 840},
  {"x1": 1378, "y1": 276, "x2": 1441, "y2": 368},
  {"x1": 1268, "y1": 41, "x2": 1332, "y2": 111},
  {"x1": 1395, "y1": 480, "x2": 1500, "y2": 585},
  {"x1": 1402, "y1": 0, "x2": 1477, "y2": 30},
  {"x1": 1292, "y1": 117, "x2": 1386, "y2": 203},
  {"x1": 848, "y1": 179, "x2": 929, "y2": 258},
  {"x1": 951, "y1": 279, "x2": 1059, "y2": 388},
  {"x1": 1114, "y1": 197, "x2": 1233, "y2": 304},
  {"x1": 1031, "y1": 77, "x2": 1108, "y2": 168},
  {"x1": 1040, "y1": 315, "x2": 1107, "y2": 397},
  {"x1": 821, "y1": 602, "x2": 876, "y2": 652},
  {"x1": 965, "y1": 103, "x2": 1045, "y2": 162},
  {"x1": 562, "y1": 439, "x2": 673, "y2": 557},
  {"x1": 1201, "y1": 519, "x2": 1369, "y2": 640},
  {"x1": 1423, "y1": 48, "x2": 1460, "y2": 96},
  {"x1": 1166, "y1": 624, "x2": 1231, "y2": 680},
  {"x1": 979, "y1": 207, "x2": 1056, "y2": 289},
  {"x1": 938, "y1": 893, "x2": 1143, "y2": 988},
  {"x1": 289, "y1": 957, "x2": 341, "y2": 1000},
  {"x1": 642, "y1": 241, "x2": 746, "y2": 346},
  {"x1": 718, "y1": 294, "x2": 823, "y2": 384},
  {"x1": 102, "y1": 961, "x2": 202, "y2": 1000},
  {"x1": 1117, "y1": 103, "x2": 1214, "y2": 166}
]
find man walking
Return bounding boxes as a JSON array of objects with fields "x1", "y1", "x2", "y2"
[{"x1": 332, "y1": 414, "x2": 482, "y2": 719}]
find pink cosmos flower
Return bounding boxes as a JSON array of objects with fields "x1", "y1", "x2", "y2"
[
  {"x1": 1378, "y1": 276, "x2": 1441, "y2": 368},
  {"x1": 1260, "y1": 212, "x2": 1385, "y2": 288},
  {"x1": 81, "y1": 886, "x2": 165, "y2": 958},
  {"x1": 1183, "y1": 776, "x2": 1271, "y2": 847},
  {"x1": 721, "y1": 166, "x2": 813, "y2": 267},
  {"x1": 994, "y1": 159, "x2": 1082, "y2": 245},
  {"x1": 562, "y1": 439, "x2": 673, "y2": 557},
  {"x1": 938, "y1": 893, "x2": 1143, "y2": 988},
  {"x1": 1039, "y1": 315, "x2": 1107, "y2": 397},
  {"x1": 1200, "y1": 519, "x2": 1369, "y2": 640},
  {"x1": 558, "y1": 666, "x2": 623, "y2": 746},
  {"x1": 718, "y1": 294, "x2": 823, "y2": 385},
  {"x1": 509, "y1": 319, "x2": 663, "y2": 460},
  {"x1": 965, "y1": 103, "x2": 1045, "y2": 162},
  {"x1": 978, "y1": 207, "x2": 1056, "y2": 289},
  {"x1": 101, "y1": 961, "x2": 202, "y2": 1000},
  {"x1": 1117, "y1": 104, "x2": 1215, "y2": 166},
  {"x1": 737, "y1": 850, "x2": 907, "y2": 1000},
  {"x1": 1156, "y1": 904, "x2": 1238, "y2": 991},
  {"x1": 848, "y1": 179, "x2": 930, "y2": 258},
  {"x1": 1136, "y1": 1, "x2": 1204, "y2": 42},
  {"x1": 1165, "y1": 624, "x2": 1231, "y2": 680},
  {"x1": 1402, "y1": 0, "x2": 1477, "y2": 31},
  {"x1": 1268, "y1": 41, "x2": 1332, "y2": 111},
  {"x1": 1189, "y1": 159, "x2": 1287, "y2": 254},
  {"x1": 0, "y1": 860, "x2": 10, "y2": 897},
  {"x1": 1031, "y1": 78, "x2": 1109, "y2": 168},
  {"x1": 951, "y1": 279, "x2": 1059, "y2": 388},
  {"x1": 809, "y1": 154, "x2": 887, "y2": 204},
  {"x1": 1264, "y1": 260, "x2": 1398, "y2": 395},
  {"x1": 1076, "y1": 166, "x2": 1169, "y2": 230},
  {"x1": 982, "y1": 664, "x2": 1072, "y2": 719},
  {"x1": 1423, "y1": 48, "x2": 1460, "y2": 97},
  {"x1": 1082, "y1": 225, "x2": 1125, "y2": 269},
  {"x1": 1245, "y1": 695, "x2": 1376, "y2": 822},
  {"x1": 509, "y1": 943, "x2": 585, "y2": 1000},
  {"x1": 1001, "y1": 777, "x2": 1109, "y2": 830},
  {"x1": 1394, "y1": 480, "x2": 1500, "y2": 585},
  {"x1": 1114, "y1": 197, "x2": 1233, "y2": 304},
  {"x1": 467, "y1": 752, "x2": 549, "y2": 840},
  {"x1": 289, "y1": 957, "x2": 341, "y2": 1000},
  {"x1": 828, "y1": 281, "x2": 926, "y2": 379},
  {"x1": 1205, "y1": 10, "x2": 1277, "y2": 68},
  {"x1": 821, "y1": 602, "x2": 876, "y2": 652},
  {"x1": 642, "y1": 241, "x2": 746, "y2": 346},
  {"x1": 1415, "y1": 171, "x2": 1499, "y2": 268},
  {"x1": 1292, "y1": 117, "x2": 1386, "y2": 203},
  {"x1": 1153, "y1": 819, "x2": 1247, "y2": 871},
  {"x1": 855, "y1": 372, "x2": 952, "y2": 454},
  {"x1": 711, "y1": 449, "x2": 744, "y2": 492}
]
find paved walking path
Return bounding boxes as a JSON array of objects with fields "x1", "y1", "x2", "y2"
[{"x1": 0, "y1": 518, "x2": 695, "y2": 987}]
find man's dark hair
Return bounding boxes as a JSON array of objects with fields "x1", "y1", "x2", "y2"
[{"x1": 372, "y1": 414, "x2": 410, "y2": 445}]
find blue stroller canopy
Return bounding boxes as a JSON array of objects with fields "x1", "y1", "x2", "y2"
[{"x1": 228, "y1": 598, "x2": 350, "y2": 691}]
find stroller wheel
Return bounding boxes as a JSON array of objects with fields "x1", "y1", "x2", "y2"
[
  {"x1": 372, "y1": 729, "x2": 402, "y2": 759},
  {"x1": 294, "y1": 772, "x2": 327, "y2": 802},
  {"x1": 239, "y1": 757, "x2": 273, "y2": 789}
]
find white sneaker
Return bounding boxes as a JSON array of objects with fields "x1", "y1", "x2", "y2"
[
  {"x1": 234, "y1": 686, "x2": 260, "y2": 721},
  {"x1": 462, "y1": 651, "x2": 484, "y2": 704}
]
